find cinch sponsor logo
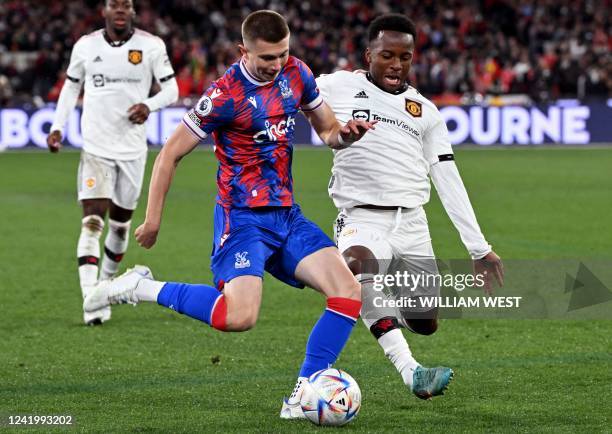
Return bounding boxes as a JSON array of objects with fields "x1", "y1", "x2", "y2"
[{"x1": 253, "y1": 115, "x2": 296, "y2": 143}]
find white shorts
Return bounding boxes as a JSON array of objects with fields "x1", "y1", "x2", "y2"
[
  {"x1": 335, "y1": 206, "x2": 436, "y2": 267},
  {"x1": 335, "y1": 206, "x2": 440, "y2": 318},
  {"x1": 77, "y1": 151, "x2": 147, "y2": 210}
]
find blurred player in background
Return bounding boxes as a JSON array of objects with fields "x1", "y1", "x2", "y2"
[
  {"x1": 305, "y1": 13, "x2": 503, "y2": 405},
  {"x1": 46, "y1": 0, "x2": 178, "y2": 325},
  {"x1": 83, "y1": 10, "x2": 375, "y2": 411}
]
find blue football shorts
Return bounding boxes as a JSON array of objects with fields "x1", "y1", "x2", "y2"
[{"x1": 210, "y1": 204, "x2": 336, "y2": 289}]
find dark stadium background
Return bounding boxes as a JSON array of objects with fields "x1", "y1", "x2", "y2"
[{"x1": 1, "y1": 0, "x2": 610, "y2": 106}]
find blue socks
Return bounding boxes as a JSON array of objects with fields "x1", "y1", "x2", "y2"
[
  {"x1": 157, "y1": 282, "x2": 221, "y2": 325},
  {"x1": 298, "y1": 300, "x2": 359, "y2": 377},
  {"x1": 156, "y1": 284, "x2": 361, "y2": 374}
]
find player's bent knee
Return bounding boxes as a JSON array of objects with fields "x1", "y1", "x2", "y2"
[
  {"x1": 82, "y1": 215, "x2": 104, "y2": 234},
  {"x1": 342, "y1": 245, "x2": 378, "y2": 276},
  {"x1": 225, "y1": 310, "x2": 259, "y2": 332},
  {"x1": 224, "y1": 298, "x2": 260, "y2": 331},
  {"x1": 337, "y1": 277, "x2": 361, "y2": 301}
]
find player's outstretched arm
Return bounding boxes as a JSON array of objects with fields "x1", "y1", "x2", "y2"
[
  {"x1": 303, "y1": 101, "x2": 376, "y2": 149},
  {"x1": 135, "y1": 122, "x2": 199, "y2": 249},
  {"x1": 430, "y1": 160, "x2": 504, "y2": 293}
]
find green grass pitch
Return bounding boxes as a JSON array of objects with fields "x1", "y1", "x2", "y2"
[{"x1": 1, "y1": 147, "x2": 611, "y2": 432}]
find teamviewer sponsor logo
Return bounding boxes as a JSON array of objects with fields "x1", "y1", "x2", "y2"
[
  {"x1": 93, "y1": 74, "x2": 104, "y2": 87},
  {"x1": 352, "y1": 109, "x2": 370, "y2": 121}
]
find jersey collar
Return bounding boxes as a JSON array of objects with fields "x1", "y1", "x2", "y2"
[
  {"x1": 103, "y1": 28, "x2": 135, "y2": 47},
  {"x1": 239, "y1": 58, "x2": 272, "y2": 86},
  {"x1": 366, "y1": 72, "x2": 409, "y2": 95}
]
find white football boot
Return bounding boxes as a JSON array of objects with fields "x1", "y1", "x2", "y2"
[
  {"x1": 83, "y1": 306, "x2": 112, "y2": 326},
  {"x1": 81, "y1": 284, "x2": 111, "y2": 326},
  {"x1": 280, "y1": 377, "x2": 307, "y2": 419},
  {"x1": 83, "y1": 265, "x2": 153, "y2": 312}
]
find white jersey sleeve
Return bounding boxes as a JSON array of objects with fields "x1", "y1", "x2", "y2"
[
  {"x1": 430, "y1": 160, "x2": 491, "y2": 259},
  {"x1": 423, "y1": 111, "x2": 454, "y2": 166},
  {"x1": 143, "y1": 37, "x2": 177, "y2": 112},
  {"x1": 50, "y1": 38, "x2": 86, "y2": 134},
  {"x1": 150, "y1": 38, "x2": 175, "y2": 82},
  {"x1": 66, "y1": 38, "x2": 87, "y2": 83},
  {"x1": 316, "y1": 74, "x2": 334, "y2": 103}
]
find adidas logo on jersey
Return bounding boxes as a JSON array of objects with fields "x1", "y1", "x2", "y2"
[
  {"x1": 354, "y1": 90, "x2": 368, "y2": 98},
  {"x1": 93, "y1": 56, "x2": 103, "y2": 62}
]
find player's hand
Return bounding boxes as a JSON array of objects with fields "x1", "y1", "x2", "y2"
[
  {"x1": 135, "y1": 221, "x2": 160, "y2": 249},
  {"x1": 473, "y1": 251, "x2": 504, "y2": 295},
  {"x1": 128, "y1": 103, "x2": 151, "y2": 124},
  {"x1": 339, "y1": 119, "x2": 377, "y2": 147},
  {"x1": 46, "y1": 130, "x2": 63, "y2": 153}
]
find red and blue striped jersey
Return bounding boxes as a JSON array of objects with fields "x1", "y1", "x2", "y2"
[{"x1": 183, "y1": 56, "x2": 323, "y2": 208}]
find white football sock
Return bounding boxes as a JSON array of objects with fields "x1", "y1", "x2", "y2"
[
  {"x1": 100, "y1": 219, "x2": 131, "y2": 280},
  {"x1": 287, "y1": 376, "x2": 308, "y2": 404},
  {"x1": 77, "y1": 215, "x2": 104, "y2": 297},
  {"x1": 378, "y1": 328, "x2": 420, "y2": 387},
  {"x1": 134, "y1": 279, "x2": 166, "y2": 302},
  {"x1": 358, "y1": 272, "x2": 420, "y2": 387}
]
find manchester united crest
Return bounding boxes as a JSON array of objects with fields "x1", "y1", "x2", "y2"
[
  {"x1": 128, "y1": 50, "x2": 143, "y2": 65},
  {"x1": 405, "y1": 99, "x2": 422, "y2": 117}
]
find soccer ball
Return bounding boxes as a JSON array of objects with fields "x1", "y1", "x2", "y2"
[{"x1": 300, "y1": 368, "x2": 361, "y2": 426}]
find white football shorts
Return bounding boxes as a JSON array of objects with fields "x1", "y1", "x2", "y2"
[
  {"x1": 77, "y1": 151, "x2": 147, "y2": 210},
  {"x1": 335, "y1": 206, "x2": 435, "y2": 265},
  {"x1": 334, "y1": 206, "x2": 440, "y2": 318}
]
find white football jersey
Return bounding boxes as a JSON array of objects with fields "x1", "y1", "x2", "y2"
[
  {"x1": 317, "y1": 71, "x2": 453, "y2": 209},
  {"x1": 66, "y1": 29, "x2": 174, "y2": 160}
]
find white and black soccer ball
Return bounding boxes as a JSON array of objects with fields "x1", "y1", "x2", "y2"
[{"x1": 300, "y1": 368, "x2": 361, "y2": 426}]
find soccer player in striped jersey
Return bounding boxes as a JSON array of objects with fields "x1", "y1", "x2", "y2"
[
  {"x1": 47, "y1": 0, "x2": 178, "y2": 325},
  {"x1": 83, "y1": 10, "x2": 375, "y2": 414}
]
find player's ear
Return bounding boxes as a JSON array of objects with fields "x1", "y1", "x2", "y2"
[
  {"x1": 238, "y1": 43, "x2": 248, "y2": 58},
  {"x1": 365, "y1": 47, "x2": 372, "y2": 65}
]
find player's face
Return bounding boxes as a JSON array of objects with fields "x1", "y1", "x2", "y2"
[
  {"x1": 103, "y1": 0, "x2": 135, "y2": 34},
  {"x1": 366, "y1": 31, "x2": 414, "y2": 93},
  {"x1": 241, "y1": 36, "x2": 290, "y2": 82}
]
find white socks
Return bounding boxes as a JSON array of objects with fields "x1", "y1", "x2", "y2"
[
  {"x1": 100, "y1": 219, "x2": 131, "y2": 280},
  {"x1": 378, "y1": 328, "x2": 419, "y2": 387},
  {"x1": 359, "y1": 272, "x2": 420, "y2": 387},
  {"x1": 77, "y1": 215, "x2": 104, "y2": 297},
  {"x1": 135, "y1": 279, "x2": 166, "y2": 302}
]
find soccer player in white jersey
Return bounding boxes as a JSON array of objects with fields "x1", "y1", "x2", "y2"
[
  {"x1": 46, "y1": 0, "x2": 178, "y2": 325},
  {"x1": 284, "y1": 14, "x2": 504, "y2": 414}
]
